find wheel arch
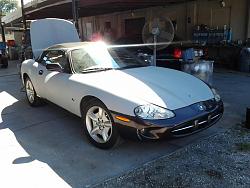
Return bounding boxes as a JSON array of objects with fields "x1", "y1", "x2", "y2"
[
  {"x1": 22, "y1": 73, "x2": 29, "y2": 85},
  {"x1": 80, "y1": 95, "x2": 105, "y2": 116},
  {"x1": 23, "y1": 73, "x2": 29, "y2": 81},
  {"x1": 22, "y1": 73, "x2": 39, "y2": 96}
]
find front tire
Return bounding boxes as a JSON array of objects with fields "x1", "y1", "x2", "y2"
[
  {"x1": 24, "y1": 77, "x2": 42, "y2": 106},
  {"x1": 82, "y1": 99, "x2": 120, "y2": 149}
]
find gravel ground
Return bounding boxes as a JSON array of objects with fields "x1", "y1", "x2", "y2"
[{"x1": 93, "y1": 124, "x2": 250, "y2": 188}]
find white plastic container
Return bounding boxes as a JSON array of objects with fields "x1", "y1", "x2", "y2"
[{"x1": 182, "y1": 60, "x2": 214, "y2": 86}]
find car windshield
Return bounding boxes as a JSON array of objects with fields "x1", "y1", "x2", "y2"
[{"x1": 70, "y1": 43, "x2": 149, "y2": 73}]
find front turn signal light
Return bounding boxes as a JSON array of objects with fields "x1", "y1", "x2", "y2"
[{"x1": 115, "y1": 116, "x2": 130, "y2": 122}]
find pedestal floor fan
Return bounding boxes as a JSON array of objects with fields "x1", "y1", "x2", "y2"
[{"x1": 142, "y1": 17, "x2": 175, "y2": 66}]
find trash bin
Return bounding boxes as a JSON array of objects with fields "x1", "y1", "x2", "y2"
[
  {"x1": 8, "y1": 47, "x2": 19, "y2": 60},
  {"x1": 182, "y1": 60, "x2": 214, "y2": 86},
  {"x1": 239, "y1": 48, "x2": 250, "y2": 72}
]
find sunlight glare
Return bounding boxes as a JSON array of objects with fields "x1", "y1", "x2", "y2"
[{"x1": 0, "y1": 91, "x2": 18, "y2": 123}]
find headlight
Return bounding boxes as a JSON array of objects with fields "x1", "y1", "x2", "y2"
[
  {"x1": 211, "y1": 88, "x2": 221, "y2": 102},
  {"x1": 134, "y1": 104, "x2": 175, "y2": 120}
]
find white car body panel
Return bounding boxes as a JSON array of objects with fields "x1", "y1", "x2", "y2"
[{"x1": 21, "y1": 59, "x2": 214, "y2": 117}]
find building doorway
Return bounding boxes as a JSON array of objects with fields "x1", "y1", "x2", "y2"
[{"x1": 125, "y1": 17, "x2": 145, "y2": 40}]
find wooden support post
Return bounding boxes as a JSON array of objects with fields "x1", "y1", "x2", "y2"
[
  {"x1": 0, "y1": 13, "x2": 6, "y2": 54},
  {"x1": 21, "y1": 0, "x2": 27, "y2": 31},
  {"x1": 72, "y1": 0, "x2": 79, "y2": 33},
  {"x1": 247, "y1": 0, "x2": 250, "y2": 39}
]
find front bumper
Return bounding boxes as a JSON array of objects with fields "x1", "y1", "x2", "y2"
[{"x1": 111, "y1": 99, "x2": 223, "y2": 140}]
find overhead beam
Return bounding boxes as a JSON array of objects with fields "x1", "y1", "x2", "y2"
[
  {"x1": 78, "y1": 0, "x2": 186, "y2": 7},
  {"x1": 3, "y1": 0, "x2": 193, "y2": 25},
  {"x1": 25, "y1": 0, "x2": 71, "y2": 15}
]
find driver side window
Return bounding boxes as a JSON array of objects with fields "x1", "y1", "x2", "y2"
[
  {"x1": 41, "y1": 51, "x2": 56, "y2": 65},
  {"x1": 41, "y1": 50, "x2": 71, "y2": 73}
]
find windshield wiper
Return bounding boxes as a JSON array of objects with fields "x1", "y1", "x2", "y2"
[
  {"x1": 81, "y1": 67, "x2": 114, "y2": 73},
  {"x1": 120, "y1": 65, "x2": 148, "y2": 69}
]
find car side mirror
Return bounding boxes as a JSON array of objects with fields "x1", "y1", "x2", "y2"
[{"x1": 46, "y1": 63, "x2": 63, "y2": 72}]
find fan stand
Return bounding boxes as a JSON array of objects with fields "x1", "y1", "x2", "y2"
[
  {"x1": 151, "y1": 27, "x2": 160, "y2": 66},
  {"x1": 153, "y1": 34, "x2": 157, "y2": 66}
]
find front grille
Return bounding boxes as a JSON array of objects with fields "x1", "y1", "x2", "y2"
[{"x1": 171, "y1": 112, "x2": 222, "y2": 137}]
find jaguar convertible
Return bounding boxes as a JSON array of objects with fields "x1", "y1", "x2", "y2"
[{"x1": 21, "y1": 19, "x2": 223, "y2": 149}]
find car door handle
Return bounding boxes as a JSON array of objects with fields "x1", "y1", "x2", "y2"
[{"x1": 38, "y1": 70, "x2": 43, "y2": 75}]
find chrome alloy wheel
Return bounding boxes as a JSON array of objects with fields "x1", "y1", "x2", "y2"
[
  {"x1": 85, "y1": 106, "x2": 113, "y2": 143},
  {"x1": 25, "y1": 79, "x2": 35, "y2": 104}
]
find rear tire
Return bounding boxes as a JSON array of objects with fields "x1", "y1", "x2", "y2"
[
  {"x1": 24, "y1": 77, "x2": 42, "y2": 106},
  {"x1": 81, "y1": 99, "x2": 120, "y2": 149},
  {"x1": 1, "y1": 57, "x2": 8, "y2": 68},
  {"x1": 1, "y1": 64, "x2": 8, "y2": 68}
]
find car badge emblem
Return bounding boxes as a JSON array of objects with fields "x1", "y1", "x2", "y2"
[{"x1": 197, "y1": 103, "x2": 206, "y2": 111}]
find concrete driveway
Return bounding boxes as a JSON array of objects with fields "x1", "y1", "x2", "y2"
[{"x1": 0, "y1": 61, "x2": 249, "y2": 188}]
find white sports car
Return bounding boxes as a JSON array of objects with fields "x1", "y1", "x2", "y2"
[{"x1": 21, "y1": 19, "x2": 223, "y2": 149}]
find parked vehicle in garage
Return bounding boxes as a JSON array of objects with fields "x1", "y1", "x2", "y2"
[
  {"x1": 114, "y1": 35, "x2": 208, "y2": 70},
  {"x1": 115, "y1": 36, "x2": 214, "y2": 86},
  {"x1": 0, "y1": 50, "x2": 8, "y2": 68},
  {"x1": 21, "y1": 19, "x2": 223, "y2": 149}
]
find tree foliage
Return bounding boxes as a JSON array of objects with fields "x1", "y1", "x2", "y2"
[{"x1": 0, "y1": 0, "x2": 18, "y2": 15}]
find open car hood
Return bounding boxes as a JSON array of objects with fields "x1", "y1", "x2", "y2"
[{"x1": 30, "y1": 18, "x2": 80, "y2": 59}]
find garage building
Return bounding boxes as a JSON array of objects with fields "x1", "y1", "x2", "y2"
[{"x1": 2, "y1": 0, "x2": 250, "y2": 69}]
